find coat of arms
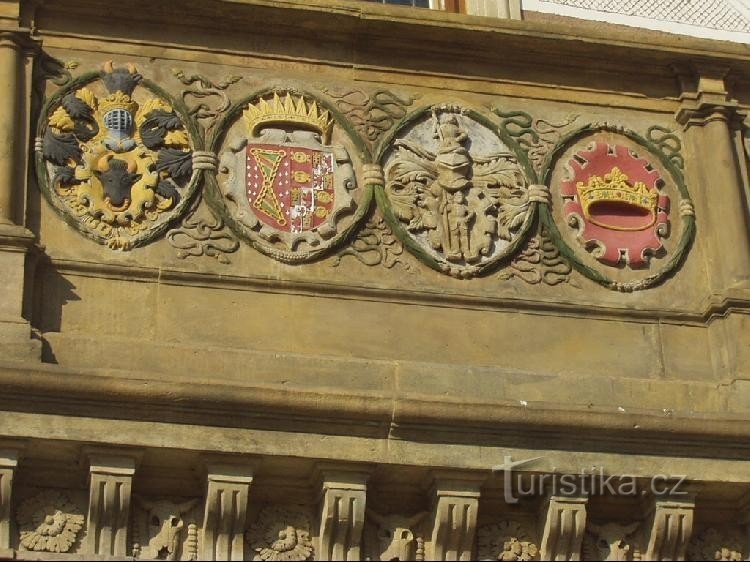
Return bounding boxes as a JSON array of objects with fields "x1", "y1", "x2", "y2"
[
  {"x1": 216, "y1": 92, "x2": 362, "y2": 262},
  {"x1": 37, "y1": 62, "x2": 196, "y2": 249},
  {"x1": 560, "y1": 140, "x2": 669, "y2": 267},
  {"x1": 381, "y1": 106, "x2": 541, "y2": 278}
]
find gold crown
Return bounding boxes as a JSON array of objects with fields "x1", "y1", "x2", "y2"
[
  {"x1": 99, "y1": 91, "x2": 139, "y2": 116},
  {"x1": 576, "y1": 167, "x2": 657, "y2": 219},
  {"x1": 243, "y1": 92, "x2": 333, "y2": 142}
]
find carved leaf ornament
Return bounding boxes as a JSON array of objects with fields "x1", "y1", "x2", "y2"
[
  {"x1": 36, "y1": 62, "x2": 695, "y2": 289},
  {"x1": 17, "y1": 490, "x2": 84, "y2": 553}
]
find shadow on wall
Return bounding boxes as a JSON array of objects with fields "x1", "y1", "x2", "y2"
[{"x1": 31, "y1": 260, "x2": 80, "y2": 364}]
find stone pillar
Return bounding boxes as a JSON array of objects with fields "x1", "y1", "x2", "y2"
[
  {"x1": 0, "y1": 447, "x2": 20, "y2": 558},
  {"x1": 0, "y1": 30, "x2": 39, "y2": 361},
  {"x1": 84, "y1": 450, "x2": 139, "y2": 557},
  {"x1": 676, "y1": 65, "x2": 750, "y2": 291},
  {"x1": 428, "y1": 472, "x2": 483, "y2": 561},
  {"x1": 643, "y1": 494, "x2": 695, "y2": 561},
  {"x1": 539, "y1": 493, "x2": 588, "y2": 561},
  {"x1": 315, "y1": 463, "x2": 370, "y2": 561},
  {"x1": 201, "y1": 461, "x2": 257, "y2": 561},
  {"x1": 0, "y1": 32, "x2": 22, "y2": 226}
]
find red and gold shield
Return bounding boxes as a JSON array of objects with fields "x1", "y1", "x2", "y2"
[
  {"x1": 561, "y1": 142, "x2": 669, "y2": 267},
  {"x1": 246, "y1": 144, "x2": 335, "y2": 233}
]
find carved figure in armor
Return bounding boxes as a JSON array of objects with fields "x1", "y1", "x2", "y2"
[{"x1": 383, "y1": 105, "x2": 533, "y2": 277}]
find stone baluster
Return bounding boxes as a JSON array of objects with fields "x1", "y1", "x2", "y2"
[
  {"x1": 643, "y1": 493, "x2": 695, "y2": 561},
  {"x1": 428, "y1": 472, "x2": 484, "y2": 561},
  {"x1": 84, "y1": 450, "x2": 140, "y2": 557},
  {"x1": 315, "y1": 463, "x2": 370, "y2": 561},
  {"x1": 539, "y1": 492, "x2": 588, "y2": 561}
]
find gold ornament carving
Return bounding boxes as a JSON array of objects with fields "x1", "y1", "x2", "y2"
[
  {"x1": 576, "y1": 167, "x2": 658, "y2": 230},
  {"x1": 245, "y1": 505, "x2": 314, "y2": 561},
  {"x1": 243, "y1": 92, "x2": 333, "y2": 142},
  {"x1": 16, "y1": 490, "x2": 84, "y2": 553}
]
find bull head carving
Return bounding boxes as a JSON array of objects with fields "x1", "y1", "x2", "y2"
[
  {"x1": 366, "y1": 510, "x2": 428, "y2": 561},
  {"x1": 134, "y1": 497, "x2": 198, "y2": 560}
]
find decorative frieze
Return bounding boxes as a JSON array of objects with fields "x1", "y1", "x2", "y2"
[
  {"x1": 131, "y1": 496, "x2": 199, "y2": 560},
  {"x1": 363, "y1": 509, "x2": 428, "y2": 561},
  {"x1": 477, "y1": 519, "x2": 540, "y2": 561}
]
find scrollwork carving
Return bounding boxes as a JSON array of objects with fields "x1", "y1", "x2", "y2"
[
  {"x1": 166, "y1": 202, "x2": 239, "y2": 263},
  {"x1": 499, "y1": 226, "x2": 573, "y2": 286},
  {"x1": 333, "y1": 214, "x2": 410, "y2": 270},
  {"x1": 172, "y1": 69, "x2": 242, "y2": 133},
  {"x1": 245, "y1": 505, "x2": 314, "y2": 561},
  {"x1": 324, "y1": 87, "x2": 417, "y2": 146},
  {"x1": 477, "y1": 520, "x2": 539, "y2": 561},
  {"x1": 16, "y1": 490, "x2": 84, "y2": 553},
  {"x1": 493, "y1": 109, "x2": 578, "y2": 173},
  {"x1": 646, "y1": 125, "x2": 684, "y2": 171}
]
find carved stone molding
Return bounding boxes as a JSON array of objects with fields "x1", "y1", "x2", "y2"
[
  {"x1": 84, "y1": 450, "x2": 140, "y2": 557},
  {"x1": 643, "y1": 495, "x2": 695, "y2": 561},
  {"x1": 245, "y1": 504, "x2": 314, "y2": 561},
  {"x1": 333, "y1": 214, "x2": 410, "y2": 271},
  {"x1": 539, "y1": 494, "x2": 588, "y2": 561},
  {"x1": 477, "y1": 519, "x2": 539, "y2": 561},
  {"x1": 315, "y1": 464, "x2": 371, "y2": 561},
  {"x1": 428, "y1": 473, "x2": 483, "y2": 561},
  {"x1": 201, "y1": 461, "x2": 258, "y2": 561},
  {"x1": 16, "y1": 490, "x2": 84, "y2": 553}
]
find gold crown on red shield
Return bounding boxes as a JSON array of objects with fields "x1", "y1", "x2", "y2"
[
  {"x1": 243, "y1": 92, "x2": 333, "y2": 142},
  {"x1": 576, "y1": 166, "x2": 658, "y2": 219}
]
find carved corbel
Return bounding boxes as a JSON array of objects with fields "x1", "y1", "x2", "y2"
[
  {"x1": 200, "y1": 459, "x2": 259, "y2": 561},
  {"x1": 643, "y1": 493, "x2": 695, "y2": 561},
  {"x1": 314, "y1": 463, "x2": 372, "y2": 561},
  {"x1": 427, "y1": 472, "x2": 484, "y2": 561},
  {"x1": 0, "y1": 444, "x2": 23, "y2": 557},
  {"x1": 83, "y1": 448, "x2": 141, "y2": 557},
  {"x1": 539, "y1": 492, "x2": 588, "y2": 561}
]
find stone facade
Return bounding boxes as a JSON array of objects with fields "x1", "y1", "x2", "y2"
[{"x1": 0, "y1": 0, "x2": 750, "y2": 560}]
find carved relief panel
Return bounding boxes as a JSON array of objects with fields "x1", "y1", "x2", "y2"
[
  {"x1": 211, "y1": 91, "x2": 373, "y2": 263},
  {"x1": 130, "y1": 496, "x2": 201, "y2": 561},
  {"x1": 544, "y1": 124, "x2": 695, "y2": 291},
  {"x1": 379, "y1": 105, "x2": 544, "y2": 278},
  {"x1": 15, "y1": 489, "x2": 87, "y2": 554},
  {"x1": 36, "y1": 62, "x2": 202, "y2": 250}
]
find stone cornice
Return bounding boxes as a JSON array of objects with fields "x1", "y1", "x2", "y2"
[
  {"x1": 1, "y1": 361, "x2": 750, "y2": 460},
  {"x1": 28, "y1": 0, "x2": 750, "y2": 85}
]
